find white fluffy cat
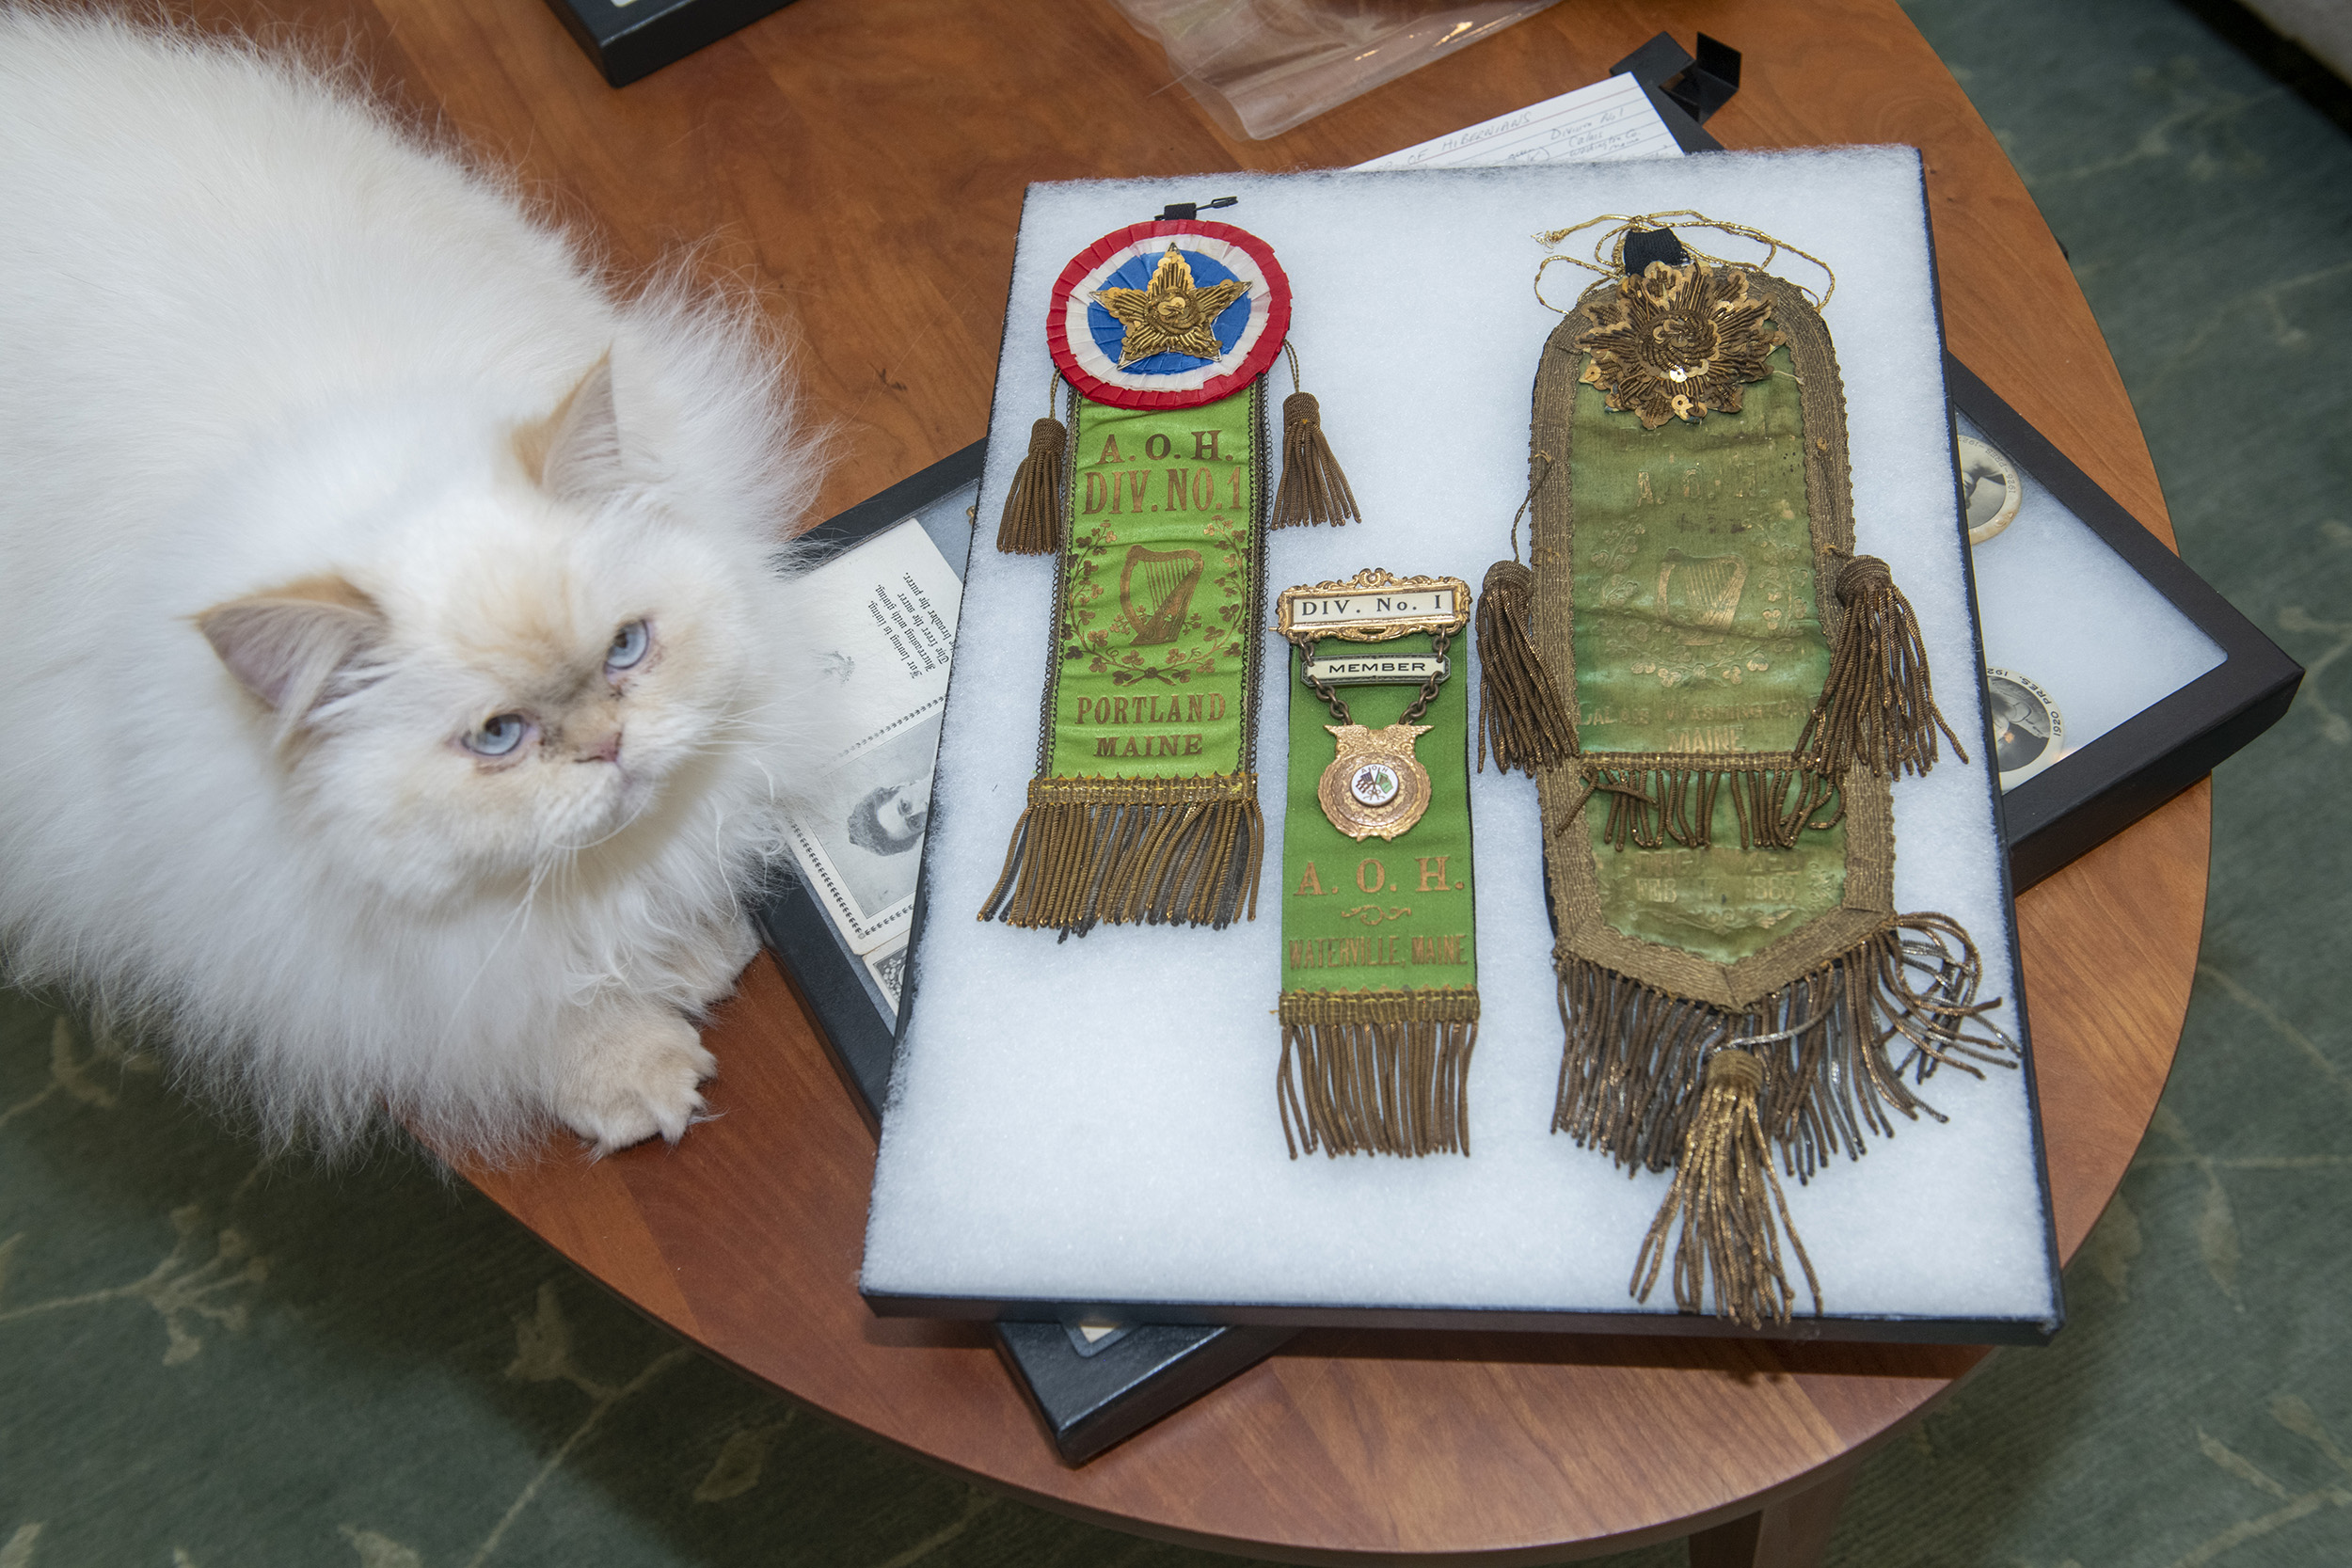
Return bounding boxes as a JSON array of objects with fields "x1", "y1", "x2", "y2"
[{"x1": 0, "y1": 11, "x2": 837, "y2": 1158}]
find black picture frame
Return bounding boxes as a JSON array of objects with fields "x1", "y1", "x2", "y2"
[
  {"x1": 1944, "y1": 357, "x2": 2301, "y2": 890},
  {"x1": 757, "y1": 441, "x2": 982, "y2": 1122},
  {"x1": 755, "y1": 442, "x2": 1289, "y2": 1465}
]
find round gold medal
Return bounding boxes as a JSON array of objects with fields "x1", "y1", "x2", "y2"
[{"x1": 1317, "y1": 723, "x2": 1434, "y2": 841}]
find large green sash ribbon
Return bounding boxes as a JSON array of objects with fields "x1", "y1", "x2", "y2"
[
  {"x1": 980, "y1": 383, "x2": 1268, "y2": 934},
  {"x1": 1565, "y1": 335, "x2": 1851, "y2": 950},
  {"x1": 1518, "y1": 237, "x2": 2014, "y2": 1326}
]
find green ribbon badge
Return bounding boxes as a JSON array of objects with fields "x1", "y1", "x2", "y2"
[
  {"x1": 980, "y1": 214, "x2": 1368, "y2": 937},
  {"x1": 979, "y1": 384, "x2": 1271, "y2": 936},
  {"x1": 1273, "y1": 570, "x2": 1479, "y2": 1160}
]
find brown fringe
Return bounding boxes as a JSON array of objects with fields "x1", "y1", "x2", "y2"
[
  {"x1": 1631, "y1": 1050, "x2": 1821, "y2": 1327},
  {"x1": 1578, "y1": 757, "x2": 1842, "y2": 851},
  {"x1": 1551, "y1": 911, "x2": 2016, "y2": 1183},
  {"x1": 1797, "y1": 554, "x2": 1966, "y2": 779},
  {"x1": 1267, "y1": 392, "x2": 1359, "y2": 530},
  {"x1": 1277, "y1": 988, "x2": 1479, "y2": 1159},
  {"x1": 1475, "y1": 560, "x2": 1575, "y2": 774},
  {"x1": 977, "y1": 772, "x2": 1263, "y2": 936},
  {"x1": 995, "y1": 417, "x2": 1066, "y2": 555}
]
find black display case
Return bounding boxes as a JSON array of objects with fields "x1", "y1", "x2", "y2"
[
  {"x1": 1945, "y1": 358, "x2": 2300, "y2": 888},
  {"x1": 764, "y1": 377, "x2": 2296, "y2": 1468},
  {"x1": 540, "y1": 0, "x2": 794, "y2": 87}
]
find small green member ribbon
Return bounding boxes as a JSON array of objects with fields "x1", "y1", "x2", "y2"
[
  {"x1": 979, "y1": 384, "x2": 1269, "y2": 934},
  {"x1": 1274, "y1": 571, "x2": 1478, "y2": 1159}
]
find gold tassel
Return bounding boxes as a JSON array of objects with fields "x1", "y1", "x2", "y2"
[
  {"x1": 1553, "y1": 955, "x2": 1712, "y2": 1174},
  {"x1": 1631, "y1": 1049, "x2": 1821, "y2": 1328},
  {"x1": 1579, "y1": 761, "x2": 1840, "y2": 851},
  {"x1": 1277, "y1": 989, "x2": 1479, "y2": 1159},
  {"x1": 1268, "y1": 392, "x2": 1359, "y2": 530},
  {"x1": 1474, "y1": 560, "x2": 1575, "y2": 774},
  {"x1": 1554, "y1": 913, "x2": 2017, "y2": 1187},
  {"x1": 994, "y1": 416, "x2": 1066, "y2": 555},
  {"x1": 1798, "y1": 554, "x2": 1965, "y2": 779},
  {"x1": 977, "y1": 774, "x2": 1263, "y2": 936}
]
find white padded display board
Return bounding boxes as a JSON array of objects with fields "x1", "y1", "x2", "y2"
[{"x1": 862, "y1": 150, "x2": 2062, "y2": 1342}]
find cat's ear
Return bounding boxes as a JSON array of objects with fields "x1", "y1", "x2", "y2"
[
  {"x1": 514, "y1": 353, "x2": 624, "y2": 505},
  {"x1": 198, "y1": 575, "x2": 386, "y2": 730}
]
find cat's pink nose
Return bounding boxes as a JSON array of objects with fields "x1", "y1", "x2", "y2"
[{"x1": 578, "y1": 731, "x2": 622, "y2": 764}]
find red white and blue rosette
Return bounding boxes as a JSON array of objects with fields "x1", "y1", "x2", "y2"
[{"x1": 1046, "y1": 219, "x2": 1292, "y2": 411}]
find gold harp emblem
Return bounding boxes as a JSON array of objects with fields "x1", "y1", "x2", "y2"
[
  {"x1": 1118, "y1": 545, "x2": 1203, "y2": 646},
  {"x1": 1657, "y1": 549, "x2": 1748, "y2": 641}
]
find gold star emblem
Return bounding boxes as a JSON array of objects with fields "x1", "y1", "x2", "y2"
[{"x1": 1093, "y1": 245, "x2": 1248, "y2": 367}]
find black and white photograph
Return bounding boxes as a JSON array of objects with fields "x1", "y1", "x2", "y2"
[
  {"x1": 1959, "y1": 433, "x2": 2024, "y2": 546},
  {"x1": 863, "y1": 934, "x2": 910, "y2": 1013},
  {"x1": 1986, "y1": 667, "x2": 2065, "y2": 786},
  {"x1": 786, "y1": 711, "x2": 944, "y2": 950},
  {"x1": 780, "y1": 516, "x2": 961, "y2": 954}
]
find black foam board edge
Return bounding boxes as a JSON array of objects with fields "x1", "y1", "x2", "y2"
[{"x1": 879, "y1": 1292, "x2": 2060, "y2": 1348}]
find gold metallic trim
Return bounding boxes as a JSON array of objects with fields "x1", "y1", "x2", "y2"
[
  {"x1": 1531, "y1": 272, "x2": 1897, "y2": 1008},
  {"x1": 1278, "y1": 986, "x2": 1481, "y2": 1025},
  {"x1": 1026, "y1": 770, "x2": 1256, "y2": 806},
  {"x1": 1276, "y1": 567, "x2": 1471, "y2": 645}
]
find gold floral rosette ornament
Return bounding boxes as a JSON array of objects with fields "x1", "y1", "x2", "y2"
[
  {"x1": 1486, "y1": 213, "x2": 2021, "y2": 1327},
  {"x1": 1576, "y1": 256, "x2": 1785, "y2": 428}
]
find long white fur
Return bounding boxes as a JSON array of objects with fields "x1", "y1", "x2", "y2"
[{"x1": 0, "y1": 11, "x2": 833, "y2": 1159}]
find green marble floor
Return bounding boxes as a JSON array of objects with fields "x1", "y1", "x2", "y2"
[{"x1": 4, "y1": 2, "x2": 2347, "y2": 1564}]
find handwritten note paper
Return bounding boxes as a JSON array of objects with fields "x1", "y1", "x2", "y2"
[{"x1": 1352, "y1": 72, "x2": 1682, "y2": 171}]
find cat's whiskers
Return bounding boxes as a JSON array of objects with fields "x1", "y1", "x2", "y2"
[
  {"x1": 698, "y1": 705, "x2": 805, "y2": 742},
  {"x1": 437, "y1": 851, "x2": 555, "y2": 1048},
  {"x1": 551, "y1": 786, "x2": 662, "y2": 857}
]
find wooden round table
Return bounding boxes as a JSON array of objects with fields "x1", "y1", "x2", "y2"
[{"x1": 184, "y1": 0, "x2": 2209, "y2": 1560}]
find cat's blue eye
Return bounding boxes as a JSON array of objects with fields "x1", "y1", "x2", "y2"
[
  {"x1": 606, "y1": 620, "x2": 650, "y2": 673},
  {"x1": 464, "y1": 713, "x2": 532, "y2": 757}
]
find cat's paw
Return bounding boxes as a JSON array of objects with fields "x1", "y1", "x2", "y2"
[{"x1": 554, "y1": 1006, "x2": 718, "y2": 1155}]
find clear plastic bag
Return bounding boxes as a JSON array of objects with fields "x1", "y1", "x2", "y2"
[{"x1": 1108, "y1": 0, "x2": 1561, "y2": 141}]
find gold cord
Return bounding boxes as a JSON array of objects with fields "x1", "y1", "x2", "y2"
[
  {"x1": 1507, "y1": 450, "x2": 1556, "y2": 564},
  {"x1": 1531, "y1": 210, "x2": 1836, "y2": 313}
]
